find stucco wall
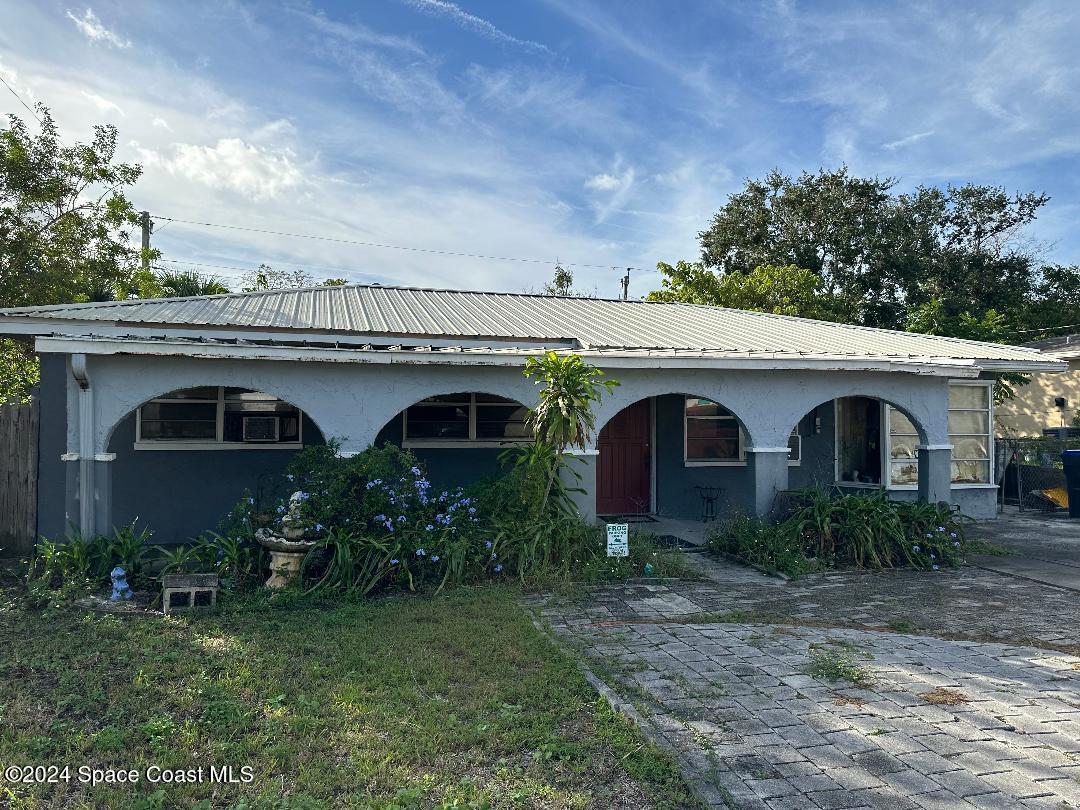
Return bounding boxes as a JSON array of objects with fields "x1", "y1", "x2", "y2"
[
  {"x1": 995, "y1": 360, "x2": 1080, "y2": 437},
  {"x1": 374, "y1": 413, "x2": 507, "y2": 492},
  {"x1": 106, "y1": 412, "x2": 325, "y2": 545},
  {"x1": 36, "y1": 354, "x2": 70, "y2": 542}
]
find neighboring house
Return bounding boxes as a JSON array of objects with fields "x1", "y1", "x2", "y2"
[
  {"x1": 0, "y1": 285, "x2": 1064, "y2": 544},
  {"x1": 996, "y1": 334, "x2": 1080, "y2": 437}
]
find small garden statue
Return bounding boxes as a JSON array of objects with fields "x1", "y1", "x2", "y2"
[
  {"x1": 110, "y1": 566, "x2": 134, "y2": 601},
  {"x1": 256, "y1": 490, "x2": 317, "y2": 589}
]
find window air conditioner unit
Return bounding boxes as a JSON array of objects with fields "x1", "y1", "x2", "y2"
[{"x1": 242, "y1": 415, "x2": 280, "y2": 442}]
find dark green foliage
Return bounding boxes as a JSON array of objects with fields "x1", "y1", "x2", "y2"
[
  {"x1": 25, "y1": 522, "x2": 153, "y2": 598},
  {"x1": 708, "y1": 488, "x2": 968, "y2": 578}
]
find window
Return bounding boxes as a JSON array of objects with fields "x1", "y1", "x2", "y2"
[
  {"x1": 683, "y1": 397, "x2": 800, "y2": 465},
  {"x1": 403, "y1": 393, "x2": 530, "y2": 445},
  {"x1": 887, "y1": 409, "x2": 920, "y2": 486},
  {"x1": 136, "y1": 387, "x2": 302, "y2": 449},
  {"x1": 948, "y1": 384, "x2": 992, "y2": 484},
  {"x1": 879, "y1": 382, "x2": 993, "y2": 487},
  {"x1": 685, "y1": 397, "x2": 743, "y2": 463}
]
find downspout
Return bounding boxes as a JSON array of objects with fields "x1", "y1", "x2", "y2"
[{"x1": 71, "y1": 353, "x2": 95, "y2": 539}]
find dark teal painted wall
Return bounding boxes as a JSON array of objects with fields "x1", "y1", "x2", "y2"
[{"x1": 652, "y1": 394, "x2": 835, "y2": 519}]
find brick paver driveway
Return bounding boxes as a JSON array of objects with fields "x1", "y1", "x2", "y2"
[{"x1": 535, "y1": 559, "x2": 1080, "y2": 809}]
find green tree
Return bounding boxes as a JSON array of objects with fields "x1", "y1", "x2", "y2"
[
  {"x1": 240, "y1": 264, "x2": 347, "y2": 291},
  {"x1": 522, "y1": 352, "x2": 618, "y2": 515},
  {"x1": 694, "y1": 166, "x2": 1048, "y2": 332},
  {"x1": 151, "y1": 269, "x2": 230, "y2": 297},
  {"x1": 648, "y1": 261, "x2": 841, "y2": 320},
  {"x1": 1, "y1": 105, "x2": 151, "y2": 401}
]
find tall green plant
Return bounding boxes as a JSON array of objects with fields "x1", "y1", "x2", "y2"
[{"x1": 522, "y1": 352, "x2": 618, "y2": 516}]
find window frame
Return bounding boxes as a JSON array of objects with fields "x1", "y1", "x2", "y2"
[
  {"x1": 134, "y1": 386, "x2": 304, "y2": 451},
  {"x1": 945, "y1": 380, "x2": 994, "y2": 488},
  {"x1": 836, "y1": 381, "x2": 996, "y2": 490},
  {"x1": 682, "y1": 396, "x2": 800, "y2": 467},
  {"x1": 401, "y1": 393, "x2": 531, "y2": 448}
]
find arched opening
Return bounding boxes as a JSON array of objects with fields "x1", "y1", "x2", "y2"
[
  {"x1": 373, "y1": 391, "x2": 532, "y2": 491},
  {"x1": 106, "y1": 386, "x2": 325, "y2": 544},
  {"x1": 787, "y1": 395, "x2": 931, "y2": 491},
  {"x1": 596, "y1": 394, "x2": 754, "y2": 518}
]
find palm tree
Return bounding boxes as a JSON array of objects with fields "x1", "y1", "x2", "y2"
[
  {"x1": 523, "y1": 352, "x2": 618, "y2": 515},
  {"x1": 154, "y1": 269, "x2": 230, "y2": 297}
]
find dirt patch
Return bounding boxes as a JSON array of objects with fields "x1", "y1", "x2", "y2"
[{"x1": 918, "y1": 687, "x2": 970, "y2": 706}]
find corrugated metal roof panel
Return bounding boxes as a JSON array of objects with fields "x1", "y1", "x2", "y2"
[{"x1": 0, "y1": 283, "x2": 1051, "y2": 363}]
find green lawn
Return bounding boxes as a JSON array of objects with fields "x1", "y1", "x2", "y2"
[{"x1": 0, "y1": 583, "x2": 697, "y2": 809}]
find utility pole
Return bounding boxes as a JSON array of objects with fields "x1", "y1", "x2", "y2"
[
  {"x1": 140, "y1": 211, "x2": 152, "y2": 272},
  {"x1": 620, "y1": 267, "x2": 630, "y2": 300}
]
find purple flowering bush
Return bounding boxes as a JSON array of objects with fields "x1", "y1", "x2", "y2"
[{"x1": 251, "y1": 442, "x2": 494, "y2": 595}]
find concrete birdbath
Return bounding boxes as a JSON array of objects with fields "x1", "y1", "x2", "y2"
[{"x1": 256, "y1": 491, "x2": 316, "y2": 589}]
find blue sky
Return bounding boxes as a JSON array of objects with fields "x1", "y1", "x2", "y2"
[{"x1": 2, "y1": 1, "x2": 1078, "y2": 296}]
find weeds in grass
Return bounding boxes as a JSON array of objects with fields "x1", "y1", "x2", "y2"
[{"x1": 886, "y1": 618, "x2": 917, "y2": 633}]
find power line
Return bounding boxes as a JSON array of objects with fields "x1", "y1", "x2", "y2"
[
  {"x1": 152, "y1": 214, "x2": 649, "y2": 273},
  {"x1": 0, "y1": 73, "x2": 41, "y2": 124}
]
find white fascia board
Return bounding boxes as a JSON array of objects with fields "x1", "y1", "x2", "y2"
[
  {"x1": 976, "y1": 359, "x2": 1069, "y2": 373},
  {"x1": 34, "y1": 334, "x2": 991, "y2": 376}
]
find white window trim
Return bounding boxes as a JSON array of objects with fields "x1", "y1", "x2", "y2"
[
  {"x1": 682, "y1": 397, "x2": 800, "y2": 467},
  {"x1": 135, "y1": 386, "x2": 303, "y2": 451},
  {"x1": 401, "y1": 393, "x2": 531, "y2": 448},
  {"x1": 945, "y1": 380, "x2": 994, "y2": 489}
]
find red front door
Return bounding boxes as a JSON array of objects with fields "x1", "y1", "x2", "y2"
[{"x1": 596, "y1": 399, "x2": 651, "y2": 514}]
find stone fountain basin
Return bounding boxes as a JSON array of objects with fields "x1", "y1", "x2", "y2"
[{"x1": 256, "y1": 534, "x2": 316, "y2": 553}]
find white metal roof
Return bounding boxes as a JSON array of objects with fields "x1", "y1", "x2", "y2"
[{"x1": 0, "y1": 283, "x2": 1060, "y2": 370}]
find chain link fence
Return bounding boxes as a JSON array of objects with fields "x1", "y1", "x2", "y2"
[{"x1": 996, "y1": 434, "x2": 1080, "y2": 512}]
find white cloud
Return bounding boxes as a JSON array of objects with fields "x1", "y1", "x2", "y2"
[
  {"x1": 584, "y1": 173, "x2": 622, "y2": 191},
  {"x1": 141, "y1": 139, "x2": 305, "y2": 201},
  {"x1": 65, "y1": 8, "x2": 130, "y2": 48},
  {"x1": 882, "y1": 131, "x2": 934, "y2": 151},
  {"x1": 80, "y1": 90, "x2": 123, "y2": 116},
  {"x1": 151, "y1": 116, "x2": 171, "y2": 130},
  {"x1": 405, "y1": 0, "x2": 553, "y2": 55}
]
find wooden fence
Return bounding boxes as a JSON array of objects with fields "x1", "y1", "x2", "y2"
[{"x1": 0, "y1": 400, "x2": 38, "y2": 557}]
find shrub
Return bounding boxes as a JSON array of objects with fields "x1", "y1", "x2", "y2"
[
  {"x1": 24, "y1": 521, "x2": 153, "y2": 600},
  {"x1": 706, "y1": 514, "x2": 821, "y2": 578},
  {"x1": 709, "y1": 488, "x2": 969, "y2": 577}
]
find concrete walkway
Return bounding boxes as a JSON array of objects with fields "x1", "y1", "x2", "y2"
[
  {"x1": 537, "y1": 572, "x2": 1080, "y2": 809},
  {"x1": 970, "y1": 508, "x2": 1080, "y2": 592}
]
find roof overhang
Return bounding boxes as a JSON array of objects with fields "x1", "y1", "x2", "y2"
[{"x1": 32, "y1": 333, "x2": 1064, "y2": 377}]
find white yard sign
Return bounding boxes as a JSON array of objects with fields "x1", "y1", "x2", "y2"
[{"x1": 606, "y1": 523, "x2": 629, "y2": 557}]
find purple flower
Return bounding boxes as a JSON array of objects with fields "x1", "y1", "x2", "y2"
[
  {"x1": 415, "y1": 548, "x2": 426, "y2": 557},
  {"x1": 468, "y1": 507, "x2": 476, "y2": 515},
  {"x1": 247, "y1": 497, "x2": 255, "y2": 505},
  {"x1": 491, "y1": 552, "x2": 497, "y2": 560},
  {"x1": 494, "y1": 564, "x2": 503, "y2": 573},
  {"x1": 953, "y1": 541, "x2": 960, "y2": 548},
  {"x1": 484, "y1": 541, "x2": 493, "y2": 549},
  {"x1": 276, "y1": 505, "x2": 286, "y2": 514},
  {"x1": 375, "y1": 514, "x2": 386, "y2": 523},
  {"x1": 425, "y1": 524, "x2": 434, "y2": 532},
  {"x1": 315, "y1": 523, "x2": 324, "y2": 532},
  {"x1": 384, "y1": 521, "x2": 394, "y2": 531},
  {"x1": 390, "y1": 558, "x2": 399, "y2": 565},
  {"x1": 410, "y1": 466, "x2": 422, "y2": 476},
  {"x1": 286, "y1": 474, "x2": 294, "y2": 482},
  {"x1": 936, "y1": 526, "x2": 945, "y2": 533},
  {"x1": 925, "y1": 532, "x2": 933, "y2": 539},
  {"x1": 432, "y1": 555, "x2": 440, "y2": 562},
  {"x1": 396, "y1": 515, "x2": 406, "y2": 524},
  {"x1": 932, "y1": 564, "x2": 940, "y2": 570},
  {"x1": 949, "y1": 532, "x2": 958, "y2": 539},
  {"x1": 912, "y1": 544, "x2": 921, "y2": 552}
]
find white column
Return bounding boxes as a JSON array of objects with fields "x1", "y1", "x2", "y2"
[{"x1": 747, "y1": 447, "x2": 790, "y2": 517}]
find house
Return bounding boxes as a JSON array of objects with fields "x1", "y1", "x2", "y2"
[
  {"x1": 0, "y1": 284, "x2": 1064, "y2": 545},
  {"x1": 995, "y1": 334, "x2": 1080, "y2": 437}
]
